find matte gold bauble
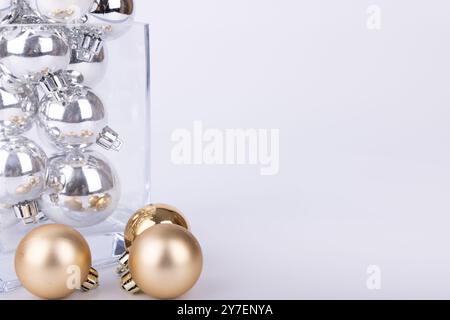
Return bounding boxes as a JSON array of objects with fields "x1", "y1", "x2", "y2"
[
  {"x1": 125, "y1": 224, "x2": 203, "y2": 299},
  {"x1": 15, "y1": 224, "x2": 98, "y2": 299},
  {"x1": 124, "y1": 203, "x2": 189, "y2": 249}
]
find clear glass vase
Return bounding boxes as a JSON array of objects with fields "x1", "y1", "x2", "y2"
[{"x1": 0, "y1": 22, "x2": 151, "y2": 293}]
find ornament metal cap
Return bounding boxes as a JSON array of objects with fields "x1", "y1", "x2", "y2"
[
  {"x1": 121, "y1": 270, "x2": 140, "y2": 294},
  {"x1": 97, "y1": 126, "x2": 123, "y2": 151},
  {"x1": 39, "y1": 72, "x2": 67, "y2": 101},
  {"x1": 117, "y1": 251, "x2": 130, "y2": 275},
  {"x1": 13, "y1": 200, "x2": 40, "y2": 225},
  {"x1": 81, "y1": 267, "x2": 99, "y2": 292},
  {"x1": 77, "y1": 33, "x2": 104, "y2": 62}
]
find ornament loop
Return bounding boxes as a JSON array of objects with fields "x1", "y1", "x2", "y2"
[{"x1": 97, "y1": 126, "x2": 123, "y2": 151}]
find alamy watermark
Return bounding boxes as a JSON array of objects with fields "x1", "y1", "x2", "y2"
[
  {"x1": 366, "y1": 5, "x2": 382, "y2": 30},
  {"x1": 66, "y1": 265, "x2": 82, "y2": 290},
  {"x1": 171, "y1": 121, "x2": 280, "y2": 176},
  {"x1": 366, "y1": 265, "x2": 382, "y2": 290}
]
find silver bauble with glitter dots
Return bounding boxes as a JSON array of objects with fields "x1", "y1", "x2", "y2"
[
  {"x1": 0, "y1": 27, "x2": 70, "y2": 82},
  {"x1": 40, "y1": 150, "x2": 121, "y2": 228},
  {"x1": 0, "y1": 85, "x2": 38, "y2": 137},
  {"x1": 88, "y1": 0, "x2": 134, "y2": 40},
  {"x1": 0, "y1": 136, "x2": 47, "y2": 206},
  {"x1": 37, "y1": 86, "x2": 107, "y2": 150}
]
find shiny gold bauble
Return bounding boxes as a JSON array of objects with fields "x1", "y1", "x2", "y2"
[
  {"x1": 15, "y1": 224, "x2": 93, "y2": 299},
  {"x1": 124, "y1": 204, "x2": 189, "y2": 248},
  {"x1": 128, "y1": 224, "x2": 203, "y2": 299}
]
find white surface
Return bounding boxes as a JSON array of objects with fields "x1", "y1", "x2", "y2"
[{"x1": 5, "y1": 0, "x2": 450, "y2": 299}]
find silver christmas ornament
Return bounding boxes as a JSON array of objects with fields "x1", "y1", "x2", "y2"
[
  {"x1": 40, "y1": 150, "x2": 121, "y2": 228},
  {"x1": 34, "y1": 0, "x2": 96, "y2": 23},
  {"x1": 0, "y1": 85, "x2": 38, "y2": 138},
  {"x1": 0, "y1": 27, "x2": 70, "y2": 82},
  {"x1": 0, "y1": 136, "x2": 47, "y2": 224},
  {"x1": 89, "y1": 0, "x2": 134, "y2": 40},
  {"x1": 66, "y1": 45, "x2": 107, "y2": 87},
  {"x1": 38, "y1": 86, "x2": 122, "y2": 151}
]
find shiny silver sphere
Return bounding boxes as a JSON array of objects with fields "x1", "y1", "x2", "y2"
[
  {"x1": 0, "y1": 136, "x2": 47, "y2": 206},
  {"x1": 0, "y1": 27, "x2": 70, "y2": 82},
  {"x1": 89, "y1": 0, "x2": 134, "y2": 40},
  {"x1": 66, "y1": 45, "x2": 107, "y2": 87},
  {"x1": 40, "y1": 151, "x2": 121, "y2": 228},
  {"x1": 35, "y1": 0, "x2": 95, "y2": 23},
  {"x1": 0, "y1": 85, "x2": 38, "y2": 137},
  {"x1": 0, "y1": 203, "x2": 18, "y2": 229},
  {"x1": 38, "y1": 86, "x2": 107, "y2": 150}
]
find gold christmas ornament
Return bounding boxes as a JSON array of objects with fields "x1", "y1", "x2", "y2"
[
  {"x1": 121, "y1": 224, "x2": 203, "y2": 299},
  {"x1": 15, "y1": 224, "x2": 99, "y2": 299},
  {"x1": 124, "y1": 203, "x2": 189, "y2": 249},
  {"x1": 117, "y1": 203, "x2": 190, "y2": 274}
]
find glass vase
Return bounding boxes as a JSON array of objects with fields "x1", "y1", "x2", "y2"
[{"x1": 0, "y1": 22, "x2": 151, "y2": 293}]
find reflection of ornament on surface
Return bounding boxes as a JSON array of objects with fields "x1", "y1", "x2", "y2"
[
  {"x1": 64, "y1": 197, "x2": 83, "y2": 211},
  {"x1": 89, "y1": 193, "x2": 111, "y2": 211},
  {"x1": 15, "y1": 176, "x2": 41, "y2": 195}
]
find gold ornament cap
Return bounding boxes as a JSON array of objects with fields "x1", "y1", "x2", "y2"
[
  {"x1": 116, "y1": 251, "x2": 130, "y2": 275},
  {"x1": 121, "y1": 270, "x2": 140, "y2": 294},
  {"x1": 124, "y1": 203, "x2": 189, "y2": 248},
  {"x1": 81, "y1": 267, "x2": 99, "y2": 292}
]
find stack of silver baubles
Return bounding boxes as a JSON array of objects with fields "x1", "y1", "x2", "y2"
[{"x1": 0, "y1": 0, "x2": 133, "y2": 229}]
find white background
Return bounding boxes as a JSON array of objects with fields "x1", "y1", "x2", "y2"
[{"x1": 6, "y1": 0, "x2": 450, "y2": 299}]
